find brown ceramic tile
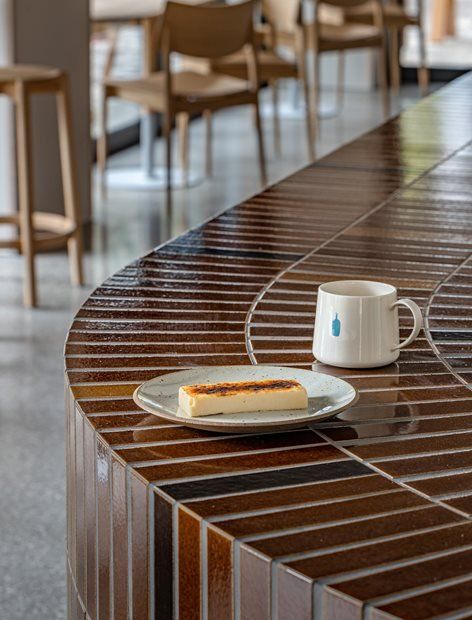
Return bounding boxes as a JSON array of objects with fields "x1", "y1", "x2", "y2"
[
  {"x1": 162, "y1": 461, "x2": 372, "y2": 503},
  {"x1": 287, "y1": 522, "x2": 472, "y2": 582},
  {"x1": 349, "y1": 430, "x2": 472, "y2": 460},
  {"x1": 444, "y1": 494, "x2": 472, "y2": 514},
  {"x1": 116, "y1": 429, "x2": 323, "y2": 464},
  {"x1": 136, "y1": 444, "x2": 342, "y2": 484},
  {"x1": 100, "y1": 425, "x2": 206, "y2": 447},
  {"x1": 334, "y1": 546, "x2": 472, "y2": 603},
  {"x1": 65, "y1": 398, "x2": 72, "y2": 609},
  {"x1": 319, "y1": 584, "x2": 363, "y2": 619},
  {"x1": 408, "y1": 471, "x2": 472, "y2": 498},
  {"x1": 154, "y1": 491, "x2": 174, "y2": 617},
  {"x1": 346, "y1": 373, "x2": 457, "y2": 391},
  {"x1": 240, "y1": 544, "x2": 270, "y2": 620},
  {"x1": 96, "y1": 437, "x2": 111, "y2": 619},
  {"x1": 178, "y1": 507, "x2": 201, "y2": 620},
  {"x1": 89, "y1": 412, "x2": 157, "y2": 431},
  {"x1": 111, "y1": 456, "x2": 128, "y2": 620},
  {"x1": 78, "y1": 398, "x2": 139, "y2": 414},
  {"x1": 356, "y1": 385, "x2": 472, "y2": 406},
  {"x1": 67, "y1": 569, "x2": 73, "y2": 620},
  {"x1": 130, "y1": 471, "x2": 149, "y2": 619},
  {"x1": 276, "y1": 563, "x2": 313, "y2": 620},
  {"x1": 74, "y1": 409, "x2": 85, "y2": 601},
  {"x1": 83, "y1": 421, "x2": 97, "y2": 617},
  {"x1": 373, "y1": 577, "x2": 472, "y2": 619},
  {"x1": 251, "y1": 505, "x2": 460, "y2": 560},
  {"x1": 216, "y1": 490, "x2": 426, "y2": 539},
  {"x1": 67, "y1": 395, "x2": 76, "y2": 587},
  {"x1": 377, "y1": 449, "x2": 472, "y2": 478},
  {"x1": 184, "y1": 473, "x2": 395, "y2": 519},
  {"x1": 331, "y1": 397, "x2": 472, "y2": 424},
  {"x1": 324, "y1": 414, "x2": 472, "y2": 443},
  {"x1": 206, "y1": 526, "x2": 233, "y2": 620}
]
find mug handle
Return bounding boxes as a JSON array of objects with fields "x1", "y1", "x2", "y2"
[{"x1": 391, "y1": 299, "x2": 423, "y2": 351}]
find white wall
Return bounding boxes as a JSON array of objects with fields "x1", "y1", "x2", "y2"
[{"x1": 0, "y1": 0, "x2": 91, "y2": 221}]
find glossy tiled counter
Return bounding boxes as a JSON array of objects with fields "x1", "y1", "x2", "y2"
[{"x1": 66, "y1": 75, "x2": 472, "y2": 619}]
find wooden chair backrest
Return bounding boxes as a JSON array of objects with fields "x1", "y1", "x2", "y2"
[
  {"x1": 162, "y1": 0, "x2": 256, "y2": 59},
  {"x1": 318, "y1": 0, "x2": 378, "y2": 7},
  {"x1": 317, "y1": 0, "x2": 384, "y2": 29},
  {"x1": 261, "y1": 0, "x2": 301, "y2": 33}
]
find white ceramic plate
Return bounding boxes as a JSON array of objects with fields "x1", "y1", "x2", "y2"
[{"x1": 133, "y1": 366, "x2": 358, "y2": 433}]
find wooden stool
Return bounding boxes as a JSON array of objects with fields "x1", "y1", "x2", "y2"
[{"x1": 0, "y1": 65, "x2": 84, "y2": 307}]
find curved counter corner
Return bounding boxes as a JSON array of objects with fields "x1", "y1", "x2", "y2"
[{"x1": 66, "y1": 75, "x2": 472, "y2": 620}]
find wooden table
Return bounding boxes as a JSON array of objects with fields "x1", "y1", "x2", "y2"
[{"x1": 66, "y1": 75, "x2": 472, "y2": 619}]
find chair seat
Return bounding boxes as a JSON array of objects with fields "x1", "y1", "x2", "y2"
[
  {"x1": 105, "y1": 70, "x2": 252, "y2": 110},
  {"x1": 346, "y1": 2, "x2": 418, "y2": 28},
  {"x1": 315, "y1": 23, "x2": 383, "y2": 51},
  {"x1": 212, "y1": 50, "x2": 297, "y2": 81},
  {"x1": 0, "y1": 65, "x2": 61, "y2": 84}
]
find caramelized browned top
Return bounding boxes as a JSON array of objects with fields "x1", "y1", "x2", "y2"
[{"x1": 182, "y1": 379, "x2": 303, "y2": 397}]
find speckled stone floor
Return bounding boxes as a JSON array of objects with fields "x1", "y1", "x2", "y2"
[{"x1": 0, "y1": 83, "x2": 428, "y2": 618}]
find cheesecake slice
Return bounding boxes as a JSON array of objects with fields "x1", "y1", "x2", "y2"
[{"x1": 178, "y1": 378, "x2": 308, "y2": 418}]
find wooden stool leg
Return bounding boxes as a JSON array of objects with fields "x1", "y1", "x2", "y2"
[
  {"x1": 447, "y1": 0, "x2": 456, "y2": 36},
  {"x1": 204, "y1": 110, "x2": 213, "y2": 177},
  {"x1": 389, "y1": 29, "x2": 401, "y2": 94},
  {"x1": 270, "y1": 79, "x2": 281, "y2": 156},
  {"x1": 104, "y1": 26, "x2": 119, "y2": 78},
  {"x1": 417, "y1": 24, "x2": 429, "y2": 96},
  {"x1": 377, "y1": 45, "x2": 390, "y2": 119},
  {"x1": 56, "y1": 73, "x2": 84, "y2": 287},
  {"x1": 296, "y1": 35, "x2": 315, "y2": 161},
  {"x1": 15, "y1": 81, "x2": 37, "y2": 307},
  {"x1": 97, "y1": 87, "x2": 108, "y2": 199},
  {"x1": 164, "y1": 109, "x2": 173, "y2": 207},
  {"x1": 177, "y1": 112, "x2": 190, "y2": 186},
  {"x1": 312, "y1": 50, "x2": 321, "y2": 139},
  {"x1": 253, "y1": 99, "x2": 267, "y2": 187},
  {"x1": 336, "y1": 51, "x2": 345, "y2": 111}
]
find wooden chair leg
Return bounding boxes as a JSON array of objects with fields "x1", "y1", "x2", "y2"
[
  {"x1": 14, "y1": 81, "x2": 36, "y2": 307},
  {"x1": 389, "y1": 29, "x2": 401, "y2": 93},
  {"x1": 97, "y1": 87, "x2": 108, "y2": 199},
  {"x1": 312, "y1": 51, "x2": 321, "y2": 138},
  {"x1": 270, "y1": 79, "x2": 281, "y2": 156},
  {"x1": 204, "y1": 110, "x2": 213, "y2": 177},
  {"x1": 253, "y1": 100, "x2": 267, "y2": 187},
  {"x1": 297, "y1": 43, "x2": 316, "y2": 160},
  {"x1": 336, "y1": 51, "x2": 345, "y2": 111},
  {"x1": 164, "y1": 109, "x2": 173, "y2": 205},
  {"x1": 417, "y1": 24, "x2": 429, "y2": 96},
  {"x1": 177, "y1": 112, "x2": 190, "y2": 186},
  {"x1": 104, "y1": 26, "x2": 119, "y2": 78},
  {"x1": 377, "y1": 45, "x2": 390, "y2": 119},
  {"x1": 56, "y1": 73, "x2": 84, "y2": 287}
]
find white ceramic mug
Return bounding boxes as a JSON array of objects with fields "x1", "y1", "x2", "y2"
[{"x1": 313, "y1": 280, "x2": 423, "y2": 368}]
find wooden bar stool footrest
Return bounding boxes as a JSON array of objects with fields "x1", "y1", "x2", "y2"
[{"x1": 0, "y1": 212, "x2": 77, "y2": 252}]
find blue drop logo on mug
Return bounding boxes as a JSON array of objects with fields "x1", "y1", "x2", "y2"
[{"x1": 332, "y1": 313, "x2": 341, "y2": 337}]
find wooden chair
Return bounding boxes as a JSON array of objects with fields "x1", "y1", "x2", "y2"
[
  {"x1": 98, "y1": 0, "x2": 267, "y2": 197},
  {"x1": 345, "y1": 0, "x2": 428, "y2": 94},
  {"x1": 309, "y1": 0, "x2": 390, "y2": 120},
  {"x1": 0, "y1": 65, "x2": 84, "y2": 308},
  {"x1": 255, "y1": 0, "x2": 389, "y2": 122},
  {"x1": 211, "y1": 0, "x2": 315, "y2": 160}
]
